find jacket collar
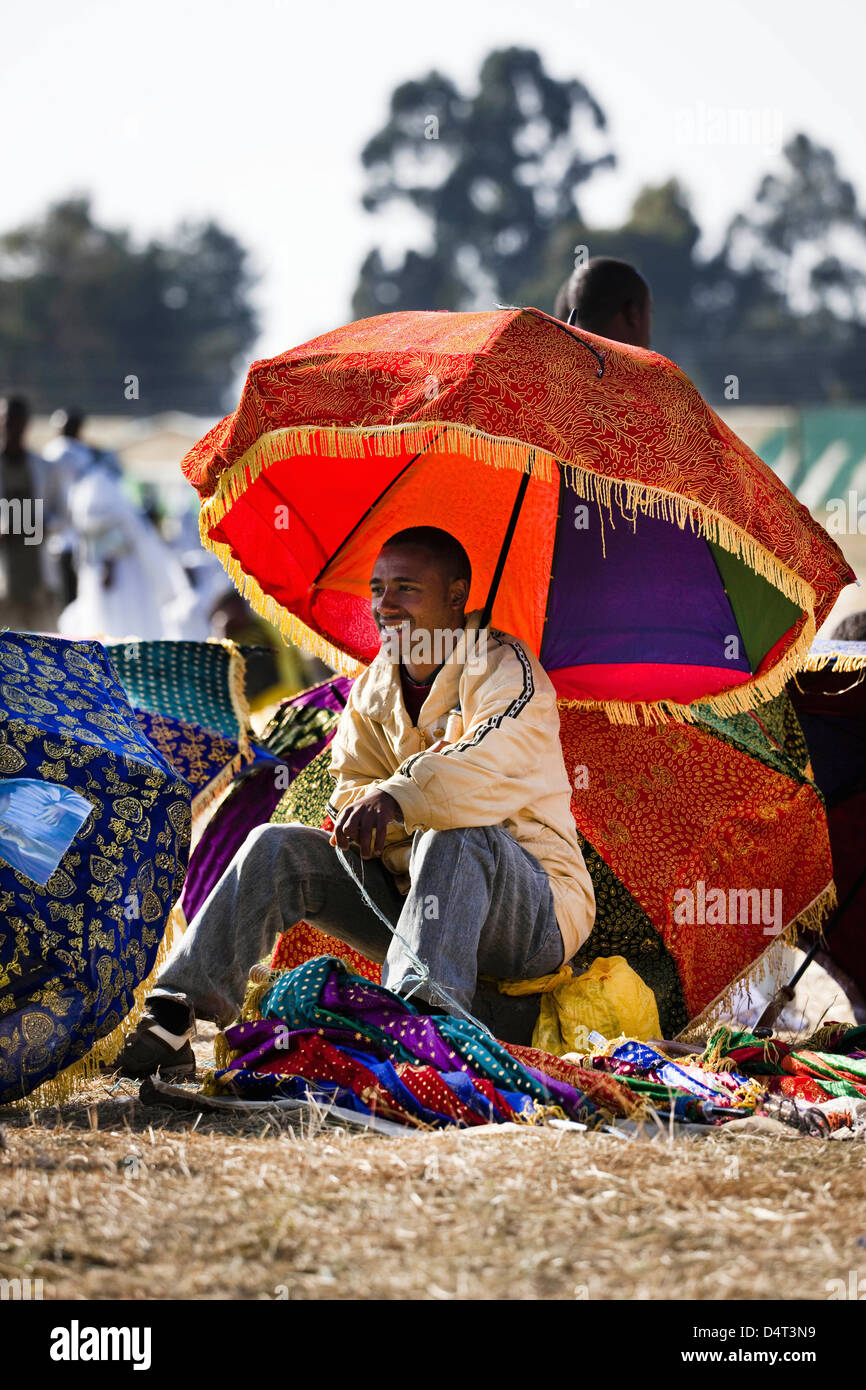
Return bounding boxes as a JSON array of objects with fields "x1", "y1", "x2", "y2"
[{"x1": 358, "y1": 609, "x2": 485, "y2": 724}]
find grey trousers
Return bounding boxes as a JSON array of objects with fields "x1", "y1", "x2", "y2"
[{"x1": 158, "y1": 823, "x2": 564, "y2": 1025}]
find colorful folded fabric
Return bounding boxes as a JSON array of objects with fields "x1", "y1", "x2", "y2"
[
  {"x1": 259, "y1": 675, "x2": 351, "y2": 760},
  {"x1": 179, "y1": 677, "x2": 349, "y2": 925},
  {"x1": 204, "y1": 956, "x2": 639, "y2": 1127},
  {"x1": 702, "y1": 1023, "x2": 866, "y2": 1101},
  {"x1": 582, "y1": 1038, "x2": 761, "y2": 1121}
]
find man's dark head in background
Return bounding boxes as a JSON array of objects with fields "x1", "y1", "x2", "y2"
[
  {"x1": 553, "y1": 257, "x2": 652, "y2": 349},
  {"x1": 0, "y1": 395, "x2": 30, "y2": 456}
]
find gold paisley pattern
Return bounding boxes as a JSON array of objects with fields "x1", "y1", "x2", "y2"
[
  {"x1": 0, "y1": 745, "x2": 26, "y2": 774},
  {"x1": 558, "y1": 704, "x2": 834, "y2": 1022},
  {"x1": 133, "y1": 709, "x2": 246, "y2": 818}
]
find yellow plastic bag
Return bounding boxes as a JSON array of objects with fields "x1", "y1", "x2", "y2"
[{"x1": 531, "y1": 955, "x2": 661, "y2": 1057}]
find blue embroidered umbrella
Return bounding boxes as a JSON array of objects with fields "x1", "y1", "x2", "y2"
[{"x1": 0, "y1": 632, "x2": 190, "y2": 1105}]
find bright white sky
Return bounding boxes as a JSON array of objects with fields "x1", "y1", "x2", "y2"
[{"x1": 3, "y1": 0, "x2": 865, "y2": 360}]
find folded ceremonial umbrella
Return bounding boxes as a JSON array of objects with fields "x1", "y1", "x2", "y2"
[
  {"x1": 0, "y1": 633, "x2": 190, "y2": 1104},
  {"x1": 183, "y1": 309, "x2": 852, "y2": 722}
]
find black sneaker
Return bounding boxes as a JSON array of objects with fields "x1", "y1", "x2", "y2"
[{"x1": 109, "y1": 997, "x2": 196, "y2": 1081}]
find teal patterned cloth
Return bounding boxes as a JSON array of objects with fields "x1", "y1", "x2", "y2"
[
  {"x1": 261, "y1": 956, "x2": 554, "y2": 1103},
  {"x1": 105, "y1": 639, "x2": 251, "y2": 745}
]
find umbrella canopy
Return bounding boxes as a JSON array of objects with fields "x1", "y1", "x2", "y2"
[{"x1": 183, "y1": 308, "x2": 853, "y2": 722}]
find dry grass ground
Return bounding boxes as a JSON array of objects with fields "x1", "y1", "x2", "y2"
[
  {"x1": 1, "y1": 1081, "x2": 865, "y2": 1302},
  {"x1": 2, "y1": 973, "x2": 866, "y2": 1303}
]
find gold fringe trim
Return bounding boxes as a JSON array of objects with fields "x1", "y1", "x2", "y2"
[
  {"x1": 212, "y1": 637, "x2": 252, "y2": 754},
  {"x1": 803, "y1": 1022, "x2": 849, "y2": 1051},
  {"x1": 699, "y1": 1026, "x2": 790, "y2": 1074},
  {"x1": 203, "y1": 535, "x2": 365, "y2": 680},
  {"x1": 6, "y1": 901, "x2": 188, "y2": 1112},
  {"x1": 558, "y1": 613, "x2": 817, "y2": 726},
  {"x1": 675, "y1": 879, "x2": 838, "y2": 1044},
  {"x1": 196, "y1": 422, "x2": 822, "y2": 715},
  {"x1": 239, "y1": 963, "x2": 282, "y2": 1022},
  {"x1": 803, "y1": 649, "x2": 866, "y2": 674},
  {"x1": 189, "y1": 749, "x2": 250, "y2": 822}
]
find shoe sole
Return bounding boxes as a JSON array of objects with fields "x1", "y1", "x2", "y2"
[
  {"x1": 107, "y1": 1060, "x2": 196, "y2": 1082},
  {"x1": 156, "y1": 1061, "x2": 196, "y2": 1082}
]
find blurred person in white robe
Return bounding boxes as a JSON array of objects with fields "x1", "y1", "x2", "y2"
[{"x1": 58, "y1": 453, "x2": 209, "y2": 641}]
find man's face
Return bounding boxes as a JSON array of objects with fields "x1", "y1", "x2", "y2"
[{"x1": 370, "y1": 544, "x2": 464, "y2": 645}]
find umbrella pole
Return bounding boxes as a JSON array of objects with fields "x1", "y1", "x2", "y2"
[
  {"x1": 479, "y1": 468, "x2": 532, "y2": 629},
  {"x1": 754, "y1": 862, "x2": 866, "y2": 1033}
]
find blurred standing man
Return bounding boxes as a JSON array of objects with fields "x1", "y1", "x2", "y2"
[
  {"x1": 553, "y1": 257, "x2": 652, "y2": 349},
  {"x1": 0, "y1": 396, "x2": 60, "y2": 632}
]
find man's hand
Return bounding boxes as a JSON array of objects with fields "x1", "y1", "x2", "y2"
[{"x1": 330, "y1": 789, "x2": 402, "y2": 859}]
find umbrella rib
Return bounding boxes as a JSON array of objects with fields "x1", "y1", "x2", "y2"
[
  {"x1": 480, "y1": 465, "x2": 532, "y2": 630},
  {"x1": 310, "y1": 428, "x2": 447, "y2": 589},
  {"x1": 523, "y1": 306, "x2": 606, "y2": 377}
]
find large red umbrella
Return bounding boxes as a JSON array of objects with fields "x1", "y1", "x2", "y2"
[{"x1": 182, "y1": 308, "x2": 853, "y2": 723}]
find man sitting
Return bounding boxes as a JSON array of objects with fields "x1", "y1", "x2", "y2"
[{"x1": 115, "y1": 526, "x2": 596, "y2": 1077}]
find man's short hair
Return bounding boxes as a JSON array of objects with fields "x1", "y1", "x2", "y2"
[
  {"x1": 554, "y1": 257, "x2": 650, "y2": 332},
  {"x1": 381, "y1": 526, "x2": 471, "y2": 587}
]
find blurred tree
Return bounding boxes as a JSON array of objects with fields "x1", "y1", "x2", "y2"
[
  {"x1": 694, "y1": 134, "x2": 866, "y2": 401},
  {"x1": 519, "y1": 178, "x2": 702, "y2": 362},
  {"x1": 354, "y1": 48, "x2": 866, "y2": 403},
  {"x1": 519, "y1": 134, "x2": 866, "y2": 403},
  {"x1": 0, "y1": 197, "x2": 258, "y2": 414},
  {"x1": 724, "y1": 134, "x2": 865, "y2": 307},
  {"x1": 352, "y1": 47, "x2": 614, "y2": 317}
]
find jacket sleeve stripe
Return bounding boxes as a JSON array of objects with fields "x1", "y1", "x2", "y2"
[{"x1": 396, "y1": 635, "x2": 535, "y2": 784}]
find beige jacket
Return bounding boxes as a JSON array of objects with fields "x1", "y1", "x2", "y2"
[{"x1": 326, "y1": 610, "x2": 596, "y2": 963}]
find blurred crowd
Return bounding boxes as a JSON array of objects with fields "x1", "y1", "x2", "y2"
[
  {"x1": 0, "y1": 396, "x2": 214, "y2": 638},
  {"x1": 0, "y1": 395, "x2": 327, "y2": 701}
]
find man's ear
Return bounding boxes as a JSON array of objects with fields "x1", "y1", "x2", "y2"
[
  {"x1": 623, "y1": 298, "x2": 641, "y2": 329},
  {"x1": 449, "y1": 577, "x2": 469, "y2": 610}
]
